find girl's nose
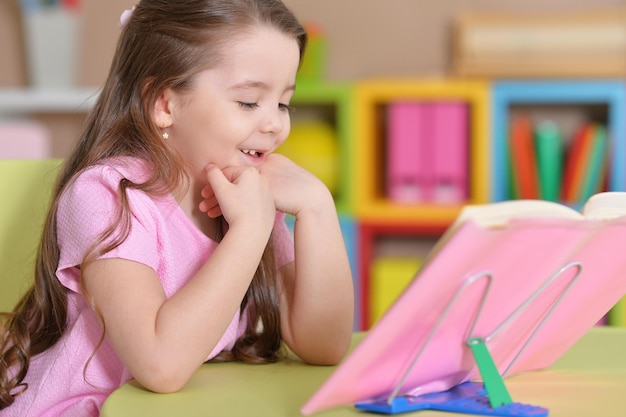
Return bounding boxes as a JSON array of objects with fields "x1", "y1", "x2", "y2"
[{"x1": 260, "y1": 108, "x2": 285, "y2": 135}]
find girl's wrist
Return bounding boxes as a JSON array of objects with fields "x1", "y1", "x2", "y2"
[{"x1": 292, "y1": 187, "x2": 336, "y2": 221}]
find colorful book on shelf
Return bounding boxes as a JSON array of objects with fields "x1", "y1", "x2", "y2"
[
  {"x1": 577, "y1": 125, "x2": 608, "y2": 204},
  {"x1": 534, "y1": 120, "x2": 563, "y2": 202},
  {"x1": 509, "y1": 114, "x2": 539, "y2": 199},
  {"x1": 301, "y1": 191, "x2": 626, "y2": 415},
  {"x1": 561, "y1": 124, "x2": 595, "y2": 204}
]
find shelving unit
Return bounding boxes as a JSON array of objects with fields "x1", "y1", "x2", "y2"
[
  {"x1": 0, "y1": 88, "x2": 99, "y2": 158},
  {"x1": 0, "y1": 88, "x2": 98, "y2": 115},
  {"x1": 4, "y1": 78, "x2": 626, "y2": 331}
]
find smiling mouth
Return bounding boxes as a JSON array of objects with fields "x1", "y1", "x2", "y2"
[{"x1": 241, "y1": 149, "x2": 263, "y2": 158}]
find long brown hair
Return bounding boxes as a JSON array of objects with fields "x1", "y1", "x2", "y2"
[{"x1": 0, "y1": 0, "x2": 306, "y2": 409}]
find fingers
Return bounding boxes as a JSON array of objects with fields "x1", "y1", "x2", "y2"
[
  {"x1": 198, "y1": 164, "x2": 275, "y2": 228},
  {"x1": 199, "y1": 195, "x2": 221, "y2": 218},
  {"x1": 199, "y1": 165, "x2": 226, "y2": 218},
  {"x1": 199, "y1": 181, "x2": 220, "y2": 217}
]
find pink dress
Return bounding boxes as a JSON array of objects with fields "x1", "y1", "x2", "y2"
[{"x1": 5, "y1": 157, "x2": 294, "y2": 417}]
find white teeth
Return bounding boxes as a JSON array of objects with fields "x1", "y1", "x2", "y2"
[{"x1": 241, "y1": 149, "x2": 260, "y2": 157}]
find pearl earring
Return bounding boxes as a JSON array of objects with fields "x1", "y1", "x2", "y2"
[{"x1": 162, "y1": 131, "x2": 169, "y2": 140}]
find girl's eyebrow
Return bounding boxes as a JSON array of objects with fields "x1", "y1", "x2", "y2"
[
  {"x1": 231, "y1": 80, "x2": 267, "y2": 90},
  {"x1": 230, "y1": 80, "x2": 296, "y2": 94}
]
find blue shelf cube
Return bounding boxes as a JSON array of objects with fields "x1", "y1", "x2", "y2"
[{"x1": 491, "y1": 80, "x2": 626, "y2": 201}]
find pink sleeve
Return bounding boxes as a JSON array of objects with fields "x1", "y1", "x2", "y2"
[{"x1": 56, "y1": 165, "x2": 160, "y2": 293}]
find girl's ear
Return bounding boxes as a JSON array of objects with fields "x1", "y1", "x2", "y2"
[{"x1": 153, "y1": 89, "x2": 175, "y2": 129}]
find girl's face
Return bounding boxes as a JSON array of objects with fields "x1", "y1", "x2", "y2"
[{"x1": 162, "y1": 25, "x2": 300, "y2": 183}]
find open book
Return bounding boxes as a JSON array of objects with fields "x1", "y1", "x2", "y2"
[
  {"x1": 426, "y1": 191, "x2": 626, "y2": 263},
  {"x1": 453, "y1": 191, "x2": 626, "y2": 226},
  {"x1": 301, "y1": 192, "x2": 626, "y2": 415}
]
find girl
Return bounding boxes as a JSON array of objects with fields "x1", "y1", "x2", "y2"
[{"x1": 0, "y1": 1, "x2": 354, "y2": 415}]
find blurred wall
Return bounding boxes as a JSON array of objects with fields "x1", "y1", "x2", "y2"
[
  {"x1": 0, "y1": 0, "x2": 27, "y2": 86},
  {"x1": 284, "y1": 0, "x2": 626, "y2": 80},
  {"x1": 1, "y1": 0, "x2": 624, "y2": 88}
]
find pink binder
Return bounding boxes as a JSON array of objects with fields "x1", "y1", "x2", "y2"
[
  {"x1": 431, "y1": 102, "x2": 468, "y2": 203},
  {"x1": 301, "y1": 216, "x2": 626, "y2": 415},
  {"x1": 386, "y1": 102, "x2": 431, "y2": 202}
]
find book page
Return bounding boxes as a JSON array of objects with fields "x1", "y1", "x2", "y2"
[
  {"x1": 454, "y1": 199, "x2": 584, "y2": 229},
  {"x1": 582, "y1": 192, "x2": 626, "y2": 220}
]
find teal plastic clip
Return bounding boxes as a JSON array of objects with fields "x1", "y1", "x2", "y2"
[{"x1": 467, "y1": 337, "x2": 512, "y2": 408}]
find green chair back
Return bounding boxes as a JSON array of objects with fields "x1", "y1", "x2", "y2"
[{"x1": 0, "y1": 159, "x2": 62, "y2": 312}]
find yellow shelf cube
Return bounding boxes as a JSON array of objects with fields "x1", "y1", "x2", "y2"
[{"x1": 353, "y1": 78, "x2": 491, "y2": 224}]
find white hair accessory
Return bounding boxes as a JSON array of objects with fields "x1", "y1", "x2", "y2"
[{"x1": 119, "y1": 6, "x2": 136, "y2": 28}]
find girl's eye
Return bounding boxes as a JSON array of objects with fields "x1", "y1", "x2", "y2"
[
  {"x1": 279, "y1": 103, "x2": 295, "y2": 113},
  {"x1": 238, "y1": 102, "x2": 259, "y2": 110}
]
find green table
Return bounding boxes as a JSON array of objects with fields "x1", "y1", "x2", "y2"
[{"x1": 101, "y1": 326, "x2": 626, "y2": 417}]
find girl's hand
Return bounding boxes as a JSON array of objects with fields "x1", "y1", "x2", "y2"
[
  {"x1": 258, "y1": 154, "x2": 331, "y2": 216},
  {"x1": 199, "y1": 164, "x2": 275, "y2": 233}
]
